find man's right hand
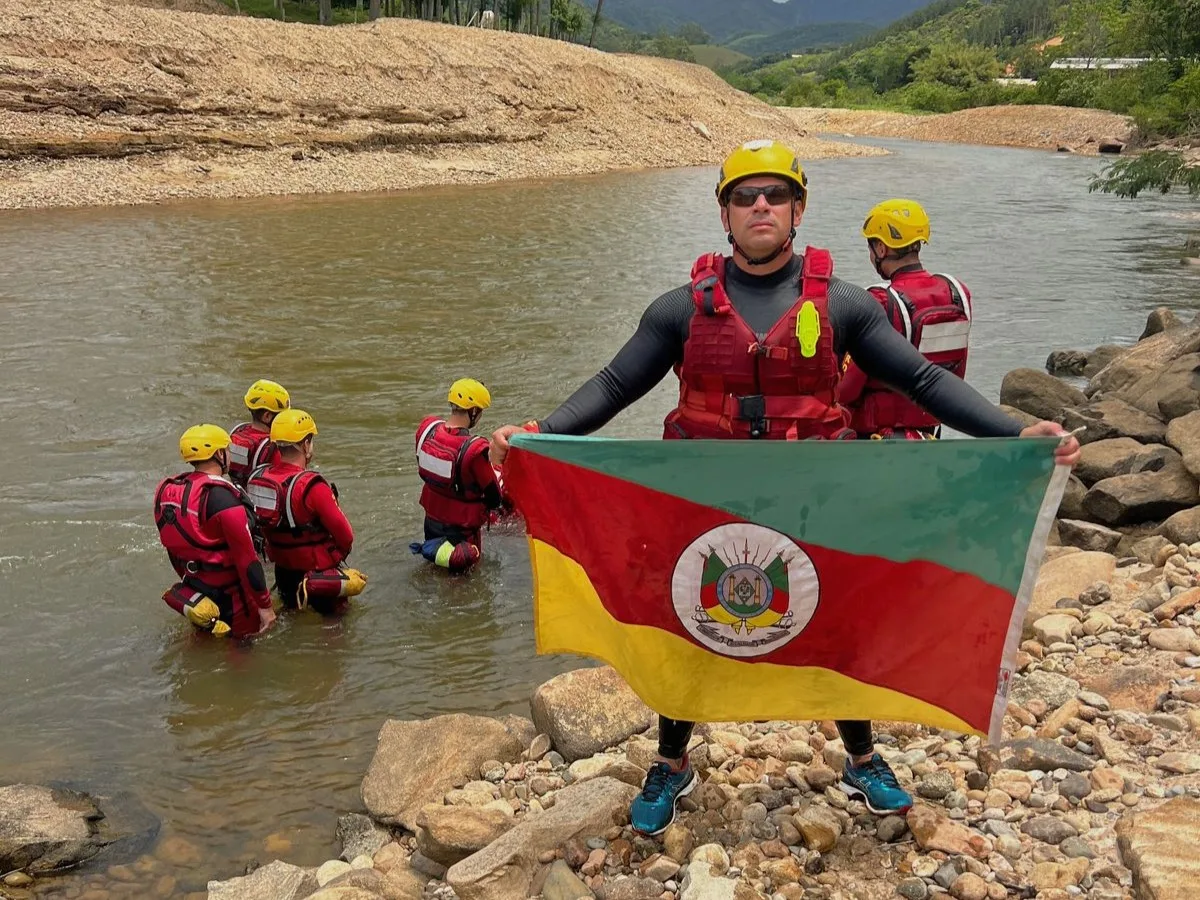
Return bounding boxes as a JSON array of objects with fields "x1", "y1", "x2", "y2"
[
  {"x1": 258, "y1": 605, "x2": 277, "y2": 633},
  {"x1": 490, "y1": 424, "x2": 524, "y2": 466}
]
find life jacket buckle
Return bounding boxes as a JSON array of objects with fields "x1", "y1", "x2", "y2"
[{"x1": 737, "y1": 394, "x2": 767, "y2": 439}]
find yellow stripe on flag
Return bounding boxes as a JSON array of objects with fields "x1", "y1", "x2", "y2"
[{"x1": 529, "y1": 537, "x2": 981, "y2": 736}]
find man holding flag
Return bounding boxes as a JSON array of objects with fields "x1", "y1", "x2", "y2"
[{"x1": 491, "y1": 139, "x2": 1080, "y2": 836}]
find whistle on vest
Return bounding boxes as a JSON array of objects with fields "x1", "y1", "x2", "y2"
[{"x1": 796, "y1": 301, "x2": 821, "y2": 359}]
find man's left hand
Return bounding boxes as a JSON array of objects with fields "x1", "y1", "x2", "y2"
[{"x1": 1019, "y1": 421, "x2": 1081, "y2": 468}]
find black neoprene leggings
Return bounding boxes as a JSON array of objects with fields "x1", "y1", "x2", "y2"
[{"x1": 657, "y1": 716, "x2": 875, "y2": 761}]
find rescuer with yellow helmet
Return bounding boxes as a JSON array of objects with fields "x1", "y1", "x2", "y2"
[
  {"x1": 839, "y1": 198, "x2": 974, "y2": 440},
  {"x1": 153, "y1": 424, "x2": 276, "y2": 637},
  {"x1": 410, "y1": 378, "x2": 505, "y2": 572},
  {"x1": 227, "y1": 379, "x2": 292, "y2": 487},
  {"x1": 243, "y1": 409, "x2": 365, "y2": 614}
]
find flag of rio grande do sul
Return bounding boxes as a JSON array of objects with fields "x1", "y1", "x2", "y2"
[{"x1": 503, "y1": 434, "x2": 1069, "y2": 743}]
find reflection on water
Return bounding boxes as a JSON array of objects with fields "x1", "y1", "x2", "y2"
[{"x1": 0, "y1": 138, "x2": 1197, "y2": 891}]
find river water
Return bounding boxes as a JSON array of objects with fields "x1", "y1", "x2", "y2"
[{"x1": 1, "y1": 137, "x2": 1197, "y2": 897}]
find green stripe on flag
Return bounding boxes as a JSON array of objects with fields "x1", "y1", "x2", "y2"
[{"x1": 509, "y1": 434, "x2": 1060, "y2": 591}]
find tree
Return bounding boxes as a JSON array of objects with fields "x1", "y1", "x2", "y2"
[
  {"x1": 909, "y1": 42, "x2": 1001, "y2": 90},
  {"x1": 588, "y1": 0, "x2": 603, "y2": 48},
  {"x1": 319, "y1": 0, "x2": 331, "y2": 23},
  {"x1": 677, "y1": 21, "x2": 709, "y2": 45},
  {"x1": 369, "y1": 0, "x2": 380, "y2": 19},
  {"x1": 1129, "y1": 0, "x2": 1200, "y2": 62},
  {"x1": 1089, "y1": 150, "x2": 1200, "y2": 198}
]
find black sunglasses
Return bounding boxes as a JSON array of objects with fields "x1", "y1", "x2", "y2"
[{"x1": 727, "y1": 184, "x2": 797, "y2": 208}]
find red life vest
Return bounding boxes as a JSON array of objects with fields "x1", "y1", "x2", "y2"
[
  {"x1": 153, "y1": 472, "x2": 239, "y2": 589},
  {"x1": 415, "y1": 417, "x2": 491, "y2": 529},
  {"x1": 228, "y1": 422, "x2": 278, "y2": 486},
  {"x1": 842, "y1": 268, "x2": 972, "y2": 435},
  {"x1": 663, "y1": 248, "x2": 854, "y2": 441},
  {"x1": 245, "y1": 464, "x2": 341, "y2": 571}
]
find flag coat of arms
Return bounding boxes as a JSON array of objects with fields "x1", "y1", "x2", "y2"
[{"x1": 504, "y1": 434, "x2": 1068, "y2": 742}]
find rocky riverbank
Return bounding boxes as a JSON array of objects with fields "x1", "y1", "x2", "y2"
[
  {"x1": 781, "y1": 106, "x2": 1135, "y2": 155},
  {"x1": 0, "y1": 1, "x2": 882, "y2": 210}
]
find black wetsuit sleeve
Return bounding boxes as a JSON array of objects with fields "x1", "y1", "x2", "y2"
[
  {"x1": 539, "y1": 286, "x2": 692, "y2": 436},
  {"x1": 829, "y1": 279, "x2": 1023, "y2": 437},
  {"x1": 205, "y1": 483, "x2": 241, "y2": 518}
]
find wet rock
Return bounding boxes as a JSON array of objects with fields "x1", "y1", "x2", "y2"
[
  {"x1": 206, "y1": 860, "x2": 318, "y2": 900},
  {"x1": 445, "y1": 776, "x2": 637, "y2": 900},
  {"x1": 1115, "y1": 797, "x2": 1200, "y2": 900},
  {"x1": 361, "y1": 714, "x2": 529, "y2": 830},
  {"x1": 0, "y1": 785, "x2": 110, "y2": 874},
  {"x1": 1000, "y1": 368, "x2": 1087, "y2": 421},
  {"x1": 1046, "y1": 350, "x2": 1089, "y2": 376},
  {"x1": 1057, "y1": 519, "x2": 1123, "y2": 553},
  {"x1": 530, "y1": 667, "x2": 655, "y2": 763},
  {"x1": 416, "y1": 805, "x2": 513, "y2": 867},
  {"x1": 1141, "y1": 307, "x2": 1183, "y2": 340},
  {"x1": 336, "y1": 813, "x2": 392, "y2": 863}
]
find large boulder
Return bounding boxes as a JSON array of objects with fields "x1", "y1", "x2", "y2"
[
  {"x1": 1083, "y1": 344, "x2": 1126, "y2": 378},
  {"x1": 531, "y1": 666, "x2": 655, "y2": 763},
  {"x1": 1058, "y1": 475, "x2": 1088, "y2": 519},
  {"x1": 416, "y1": 805, "x2": 514, "y2": 867},
  {"x1": 1115, "y1": 797, "x2": 1200, "y2": 900},
  {"x1": 1000, "y1": 368, "x2": 1086, "y2": 421},
  {"x1": 1161, "y1": 507, "x2": 1200, "y2": 545},
  {"x1": 999, "y1": 404, "x2": 1040, "y2": 429},
  {"x1": 1077, "y1": 438, "x2": 1174, "y2": 486},
  {"x1": 1166, "y1": 409, "x2": 1200, "y2": 479},
  {"x1": 1086, "y1": 326, "x2": 1200, "y2": 397},
  {"x1": 0, "y1": 785, "x2": 109, "y2": 874},
  {"x1": 1062, "y1": 398, "x2": 1166, "y2": 445},
  {"x1": 361, "y1": 715, "x2": 530, "y2": 831},
  {"x1": 1083, "y1": 451, "x2": 1197, "y2": 526},
  {"x1": 1027, "y1": 551, "x2": 1117, "y2": 634},
  {"x1": 207, "y1": 860, "x2": 319, "y2": 900},
  {"x1": 445, "y1": 776, "x2": 638, "y2": 900},
  {"x1": 1140, "y1": 307, "x2": 1184, "y2": 341},
  {"x1": 1113, "y1": 352, "x2": 1200, "y2": 421},
  {"x1": 1057, "y1": 519, "x2": 1122, "y2": 554}
]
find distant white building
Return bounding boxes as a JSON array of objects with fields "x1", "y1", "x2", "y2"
[{"x1": 1049, "y1": 57, "x2": 1156, "y2": 70}]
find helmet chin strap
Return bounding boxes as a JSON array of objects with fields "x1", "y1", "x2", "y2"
[{"x1": 729, "y1": 227, "x2": 796, "y2": 267}]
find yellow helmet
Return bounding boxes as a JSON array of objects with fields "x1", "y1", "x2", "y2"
[
  {"x1": 179, "y1": 424, "x2": 231, "y2": 463},
  {"x1": 271, "y1": 409, "x2": 318, "y2": 445},
  {"x1": 244, "y1": 379, "x2": 291, "y2": 414},
  {"x1": 862, "y1": 199, "x2": 931, "y2": 249},
  {"x1": 448, "y1": 378, "x2": 492, "y2": 411},
  {"x1": 716, "y1": 140, "x2": 808, "y2": 203}
]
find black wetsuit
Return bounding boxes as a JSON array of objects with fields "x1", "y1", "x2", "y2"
[{"x1": 535, "y1": 253, "x2": 1024, "y2": 766}]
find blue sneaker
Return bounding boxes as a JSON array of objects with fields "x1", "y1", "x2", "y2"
[
  {"x1": 839, "y1": 753, "x2": 912, "y2": 814},
  {"x1": 630, "y1": 760, "x2": 696, "y2": 836}
]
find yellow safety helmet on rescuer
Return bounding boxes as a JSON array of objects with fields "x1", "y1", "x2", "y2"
[
  {"x1": 448, "y1": 378, "x2": 492, "y2": 411},
  {"x1": 179, "y1": 424, "x2": 232, "y2": 463},
  {"x1": 244, "y1": 379, "x2": 291, "y2": 414},
  {"x1": 861, "y1": 199, "x2": 931, "y2": 250},
  {"x1": 716, "y1": 140, "x2": 808, "y2": 206},
  {"x1": 271, "y1": 409, "x2": 318, "y2": 445}
]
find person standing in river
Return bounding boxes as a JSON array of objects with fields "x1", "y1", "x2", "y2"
[
  {"x1": 838, "y1": 199, "x2": 973, "y2": 440},
  {"x1": 154, "y1": 424, "x2": 276, "y2": 637},
  {"x1": 489, "y1": 139, "x2": 1081, "y2": 836},
  {"x1": 410, "y1": 378, "x2": 506, "y2": 573},
  {"x1": 227, "y1": 379, "x2": 291, "y2": 487}
]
